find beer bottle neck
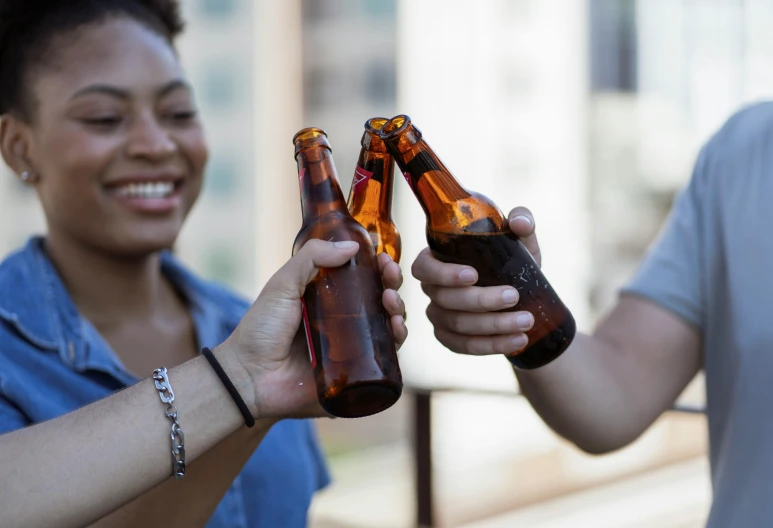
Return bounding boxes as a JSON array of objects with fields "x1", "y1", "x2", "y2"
[
  {"x1": 351, "y1": 150, "x2": 395, "y2": 218},
  {"x1": 389, "y1": 139, "x2": 469, "y2": 217},
  {"x1": 296, "y1": 147, "x2": 349, "y2": 222},
  {"x1": 378, "y1": 155, "x2": 395, "y2": 216}
]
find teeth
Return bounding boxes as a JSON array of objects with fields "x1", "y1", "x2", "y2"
[{"x1": 114, "y1": 182, "x2": 175, "y2": 199}]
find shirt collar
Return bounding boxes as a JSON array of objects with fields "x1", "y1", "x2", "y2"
[
  {"x1": 0, "y1": 237, "x2": 69, "y2": 353},
  {"x1": 0, "y1": 237, "x2": 245, "y2": 375}
]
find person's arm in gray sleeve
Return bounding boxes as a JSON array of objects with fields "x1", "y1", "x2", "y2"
[
  {"x1": 0, "y1": 395, "x2": 29, "y2": 435},
  {"x1": 412, "y1": 142, "x2": 716, "y2": 454}
]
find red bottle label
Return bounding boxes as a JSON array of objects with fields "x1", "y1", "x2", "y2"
[
  {"x1": 352, "y1": 165, "x2": 373, "y2": 195},
  {"x1": 301, "y1": 299, "x2": 316, "y2": 368},
  {"x1": 402, "y1": 171, "x2": 414, "y2": 191}
]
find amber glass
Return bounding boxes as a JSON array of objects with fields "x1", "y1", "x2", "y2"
[
  {"x1": 380, "y1": 116, "x2": 576, "y2": 369},
  {"x1": 292, "y1": 127, "x2": 402, "y2": 417},
  {"x1": 346, "y1": 117, "x2": 402, "y2": 263}
]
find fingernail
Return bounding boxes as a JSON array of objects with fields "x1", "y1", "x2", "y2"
[
  {"x1": 334, "y1": 241, "x2": 358, "y2": 249},
  {"x1": 511, "y1": 214, "x2": 533, "y2": 226},
  {"x1": 516, "y1": 313, "x2": 533, "y2": 328},
  {"x1": 502, "y1": 289, "x2": 518, "y2": 304},
  {"x1": 460, "y1": 269, "x2": 476, "y2": 283},
  {"x1": 512, "y1": 335, "x2": 528, "y2": 349}
]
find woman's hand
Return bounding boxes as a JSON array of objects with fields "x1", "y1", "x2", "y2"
[{"x1": 219, "y1": 240, "x2": 407, "y2": 420}]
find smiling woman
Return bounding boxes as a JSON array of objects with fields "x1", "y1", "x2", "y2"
[
  {"x1": 0, "y1": 1, "x2": 408, "y2": 527},
  {"x1": 2, "y1": 13, "x2": 206, "y2": 258}
]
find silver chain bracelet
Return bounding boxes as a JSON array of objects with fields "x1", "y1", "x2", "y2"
[{"x1": 152, "y1": 367, "x2": 186, "y2": 479}]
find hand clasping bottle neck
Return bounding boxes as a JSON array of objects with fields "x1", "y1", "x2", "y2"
[{"x1": 380, "y1": 115, "x2": 576, "y2": 370}]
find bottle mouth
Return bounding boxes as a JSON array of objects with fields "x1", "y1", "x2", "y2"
[
  {"x1": 292, "y1": 127, "x2": 327, "y2": 143},
  {"x1": 379, "y1": 114, "x2": 422, "y2": 142},
  {"x1": 380, "y1": 115, "x2": 409, "y2": 137},
  {"x1": 293, "y1": 127, "x2": 331, "y2": 157},
  {"x1": 365, "y1": 117, "x2": 389, "y2": 134},
  {"x1": 361, "y1": 117, "x2": 390, "y2": 151}
]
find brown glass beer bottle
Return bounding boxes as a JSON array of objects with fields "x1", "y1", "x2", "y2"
[
  {"x1": 380, "y1": 115, "x2": 576, "y2": 369},
  {"x1": 292, "y1": 127, "x2": 403, "y2": 417},
  {"x1": 346, "y1": 117, "x2": 402, "y2": 263}
]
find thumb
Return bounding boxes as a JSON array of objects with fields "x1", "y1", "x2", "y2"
[
  {"x1": 263, "y1": 239, "x2": 360, "y2": 299},
  {"x1": 507, "y1": 206, "x2": 536, "y2": 237},
  {"x1": 507, "y1": 206, "x2": 542, "y2": 267}
]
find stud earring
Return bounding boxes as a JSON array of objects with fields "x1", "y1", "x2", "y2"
[{"x1": 21, "y1": 171, "x2": 30, "y2": 181}]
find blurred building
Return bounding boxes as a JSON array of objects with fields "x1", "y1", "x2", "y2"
[
  {"x1": 174, "y1": 0, "x2": 260, "y2": 296},
  {"x1": 392, "y1": 0, "x2": 591, "y2": 393},
  {"x1": 302, "y1": 0, "x2": 397, "y2": 186},
  {"x1": 589, "y1": 0, "x2": 773, "y2": 316}
]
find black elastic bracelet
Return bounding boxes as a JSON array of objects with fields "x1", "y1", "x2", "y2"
[{"x1": 201, "y1": 347, "x2": 255, "y2": 428}]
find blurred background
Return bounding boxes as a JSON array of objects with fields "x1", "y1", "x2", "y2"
[{"x1": 3, "y1": 0, "x2": 773, "y2": 526}]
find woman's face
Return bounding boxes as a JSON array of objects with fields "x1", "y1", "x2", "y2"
[{"x1": 21, "y1": 17, "x2": 208, "y2": 257}]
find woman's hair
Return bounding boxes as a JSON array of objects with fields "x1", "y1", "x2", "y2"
[{"x1": 0, "y1": 0, "x2": 185, "y2": 120}]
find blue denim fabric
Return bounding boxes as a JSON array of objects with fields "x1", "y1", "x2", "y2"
[{"x1": 0, "y1": 237, "x2": 330, "y2": 527}]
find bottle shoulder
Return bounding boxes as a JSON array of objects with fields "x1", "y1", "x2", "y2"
[
  {"x1": 426, "y1": 191, "x2": 508, "y2": 235},
  {"x1": 294, "y1": 213, "x2": 373, "y2": 253}
]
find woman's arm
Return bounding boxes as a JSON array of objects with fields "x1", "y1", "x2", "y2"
[
  {"x1": 90, "y1": 421, "x2": 269, "y2": 528},
  {"x1": 0, "y1": 347, "x2": 263, "y2": 528},
  {"x1": 0, "y1": 241, "x2": 408, "y2": 528}
]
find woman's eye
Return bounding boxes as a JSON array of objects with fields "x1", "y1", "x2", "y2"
[
  {"x1": 169, "y1": 110, "x2": 197, "y2": 122},
  {"x1": 81, "y1": 116, "x2": 122, "y2": 127}
]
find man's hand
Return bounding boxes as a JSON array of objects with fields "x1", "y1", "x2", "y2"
[{"x1": 412, "y1": 207, "x2": 540, "y2": 356}]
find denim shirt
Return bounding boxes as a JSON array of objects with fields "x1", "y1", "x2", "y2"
[{"x1": 0, "y1": 238, "x2": 330, "y2": 527}]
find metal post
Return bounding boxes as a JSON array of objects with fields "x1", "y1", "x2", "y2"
[{"x1": 414, "y1": 390, "x2": 434, "y2": 527}]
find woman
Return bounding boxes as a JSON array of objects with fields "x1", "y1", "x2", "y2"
[{"x1": 0, "y1": 1, "x2": 407, "y2": 527}]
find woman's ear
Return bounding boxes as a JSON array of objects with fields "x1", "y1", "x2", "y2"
[{"x1": 0, "y1": 116, "x2": 37, "y2": 183}]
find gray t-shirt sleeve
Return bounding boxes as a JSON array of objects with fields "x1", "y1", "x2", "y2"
[{"x1": 620, "y1": 146, "x2": 711, "y2": 330}]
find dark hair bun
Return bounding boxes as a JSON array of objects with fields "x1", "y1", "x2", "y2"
[
  {"x1": 137, "y1": 0, "x2": 186, "y2": 37},
  {"x1": 0, "y1": 0, "x2": 185, "y2": 116},
  {"x1": 0, "y1": 0, "x2": 184, "y2": 32}
]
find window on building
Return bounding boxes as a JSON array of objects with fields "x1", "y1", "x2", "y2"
[
  {"x1": 204, "y1": 246, "x2": 239, "y2": 286},
  {"x1": 362, "y1": 0, "x2": 395, "y2": 18},
  {"x1": 304, "y1": 67, "x2": 345, "y2": 109},
  {"x1": 363, "y1": 61, "x2": 396, "y2": 104},
  {"x1": 199, "y1": 0, "x2": 238, "y2": 19},
  {"x1": 303, "y1": 0, "x2": 343, "y2": 22},
  {"x1": 590, "y1": 0, "x2": 638, "y2": 92},
  {"x1": 200, "y1": 65, "x2": 237, "y2": 109},
  {"x1": 204, "y1": 155, "x2": 238, "y2": 197}
]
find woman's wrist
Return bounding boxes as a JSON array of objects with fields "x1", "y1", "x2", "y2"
[{"x1": 210, "y1": 341, "x2": 263, "y2": 424}]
